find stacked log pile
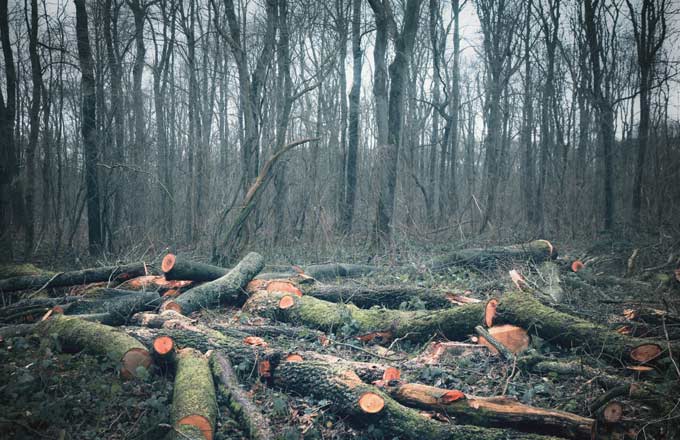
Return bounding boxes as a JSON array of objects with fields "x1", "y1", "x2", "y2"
[{"x1": 1, "y1": 240, "x2": 678, "y2": 439}]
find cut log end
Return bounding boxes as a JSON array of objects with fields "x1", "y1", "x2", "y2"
[
  {"x1": 382, "y1": 367, "x2": 401, "y2": 382},
  {"x1": 177, "y1": 414, "x2": 213, "y2": 440},
  {"x1": 484, "y1": 299, "x2": 498, "y2": 327},
  {"x1": 243, "y1": 336, "x2": 267, "y2": 347},
  {"x1": 161, "y1": 253, "x2": 177, "y2": 273},
  {"x1": 258, "y1": 360, "x2": 271, "y2": 378},
  {"x1": 162, "y1": 301, "x2": 183, "y2": 315},
  {"x1": 478, "y1": 324, "x2": 530, "y2": 354},
  {"x1": 153, "y1": 336, "x2": 174, "y2": 356},
  {"x1": 278, "y1": 295, "x2": 296, "y2": 309},
  {"x1": 602, "y1": 401, "x2": 623, "y2": 423},
  {"x1": 358, "y1": 392, "x2": 385, "y2": 414},
  {"x1": 266, "y1": 280, "x2": 303, "y2": 297},
  {"x1": 121, "y1": 348, "x2": 152, "y2": 379},
  {"x1": 439, "y1": 389, "x2": 466, "y2": 404},
  {"x1": 284, "y1": 354, "x2": 304, "y2": 362},
  {"x1": 629, "y1": 344, "x2": 662, "y2": 363},
  {"x1": 571, "y1": 260, "x2": 585, "y2": 272}
]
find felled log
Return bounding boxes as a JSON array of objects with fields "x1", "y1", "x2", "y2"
[
  {"x1": 35, "y1": 315, "x2": 151, "y2": 379},
  {"x1": 425, "y1": 240, "x2": 556, "y2": 272},
  {"x1": 117, "y1": 275, "x2": 193, "y2": 294},
  {"x1": 242, "y1": 290, "x2": 485, "y2": 342},
  {"x1": 0, "y1": 262, "x2": 149, "y2": 293},
  {"x1": 209, "y1": 352, "x2": 273, "y2": 440},
  {"x1": 495, "y1": 291, "x2": 670, "y2": 366},
  {"x1": 247, "y1": 280, "x2": 456, "y2": 309},
  {"x1": 162, "y1": 254, "x2": 228, "y2": 282},
  {"x1": 164, "y1": 252, "x2": 264, "y2": 315},
  {"x1": 273, "y1": 361, "x2": 559, "y2": 440},
  {"x1": 301, "y1": 263, "x2": 378, "y2": 280},
  {"x1": 64, "y1": 289, "x2": 161, "y2": 325},
  {"x1": 171, "y1": 348, "x2": 217, "y2": 440},
  {"x1": 385, "y1": 382, "x2": 594, "y2": 439}
]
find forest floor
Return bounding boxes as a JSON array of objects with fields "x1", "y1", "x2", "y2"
[{"x1": 1, "y1": 232, "x2": 679, "y2": 439}]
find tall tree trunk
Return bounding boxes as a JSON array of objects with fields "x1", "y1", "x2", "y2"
[
  {"x1": 74, "y1": 0, "x2": 103, "y2": 254},
  {"x1": 25, "y1": 0, "x2": 42, "y2": 258},
  {"x1": 130, "y1": 0, "x2": 146, "y2": 233},
  {"x1": 520, "y1": 0, "x2": 535, "y2": 226},
  {"x1": 340, "y1": 0, "x2": 362, "y2": 234},
  {"x1": 369, "y1": 0, "x2": 424, "y2": 247}
]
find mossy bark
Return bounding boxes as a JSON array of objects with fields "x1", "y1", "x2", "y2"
[
  {"x1": 425, "y1": 240, "x2": 556, "y2": 272},
  {"x1": 35, "y1": 315, "x2": 150, "y2": 378},
  {"x1": 300, "y1": 284, "x2": 455, "y2": 309},
  {"x1": 496, "y1": 291, "x2": 673, "y2": 365},
  {"x1": 0, "y1": 263, "x2": 49, "y2": 279},
  {"x1": 170, "y1": 252, "x2": 264, "y2": 314},
  {"x1": 65, "y1": 289, "x2": 161, "y2": 325},
  {"x1": 171, "y1": 348, "x2": 217, "y2": 440},
  {"x1": 386, "y1": 383, "x2": 593, "y2": 439},
  {"x1": 0, "y1": 262, "x2": 148, "y2": 292},
  {"x1": 209, "y1": 352, "x2": 273, "y2": 440},
  {"x1": 273, "y1": 361, "x2": 560, "y2": 440},
  {"x1": 243, "y1": 290, "x2": 484, "y2": 341}
]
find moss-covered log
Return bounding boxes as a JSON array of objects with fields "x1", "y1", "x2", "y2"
[
  {"x1": 35, "y1": 315, "x2": 151, "y2": 379},
  {"x1": 385, "y1": 383, "x2": 593, "y2": 439},
  {"x1": 209, "y1": 352, "x2": 273, "y2": 440},
  {"x1": 246, "y1": 279, "x2": 456, "y2": 309},
  {"x1": 171, "y1": 348, "x2": 217, "y2": 440},
  {"x1": 0, "y1": 263, "x2": 49, "y2": 279},
  {"x1": 242, "y1": 290, "x2": 485, "y2": 341},
  {"x1": 165, "y1": 252, "x2": 264, "y2": 315},
  {"x1": 425, "y1": 240, "x2": 556, "y2": 272},
  {"x1": 273, "y1": 361, "x2": 559, "y2": 440},
  {"x1": 0, "y1": 262, "x2": 149, "y2": 293},
  {"x1": 496, "y1": 291, "x2": 672, "y2": 365}
]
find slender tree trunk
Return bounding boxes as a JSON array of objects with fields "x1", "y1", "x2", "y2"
[{"x1": 74, "y1": 0, "x2": 103, "y2": 254}]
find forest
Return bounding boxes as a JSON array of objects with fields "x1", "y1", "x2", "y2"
[{"x1": 1, "y1": 0, "x2": 680, "y2": 439}]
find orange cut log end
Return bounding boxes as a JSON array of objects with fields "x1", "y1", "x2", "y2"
[
  {"x1": 358, "y1": 392, "x2": 385, "y2": 414},
  {"x1": 484, "y1": 299, "x2": 498, "y2": 327},
  {"x1": 602, "y1": 402, "x2": 623, "y2": 423},
  {"x1": 439, "y1": 389, "x2": 466, "y2": 404},
  {"x1": 285, "y1": 353, "x2": 304, "y2": 362},
  {"x1": 478, "y1": 324, "x2": 530, "y2": 354},
  {"x1": 629, "y1": 344, "x2": 662, "y2": 363},
  {"x1": 52, "y1": 306, "x2": 64, "y2": 314},
  {"x1": 258, "y1": 360, "x2": 271, "y2": 378},
  {"x1": 162, "y1": 301, "x2": 183, "y2": 314},
  {"x1": 161, "y1": 254, "x2": 176, "y2": 273},
  {"x1": 266, "y1": 280, "x2": 303, "y2": 297},
  {"x1": 177, "y1": 414, "x2": 213, "y2": 440},
  {"x1": 278, "y1": 295, "x2": 296, "y2": 309},
  {"x1": 246, "y1": 279, "x2": 269, "y2": 293},
  {"x1": 121, "y1": 348, "x2": 152, "y2": 380},
  {"x1": 571, "y1": 260, "x2": 585, "y2": 272},
  {"x1": 153, "y1": 336, "x2": 174, "y2": 356},
  {"x1": 163, "y1": 289, "x2": 179, "y2": 298},
  {"x1": 382, "y1": 367, "x2": 401, "y2": 382},
  {"x1": 243, "y1": 336, "x2": 267, "y2": 347}
]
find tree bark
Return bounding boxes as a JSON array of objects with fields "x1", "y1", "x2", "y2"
[
  {"x1": 165, "y1": 252, "x2": 264, "y2": 315},
  {"x1": 74, "y1": 0, "x2": 103, "y2": 254},
  {"x1": 171, "y1": 348, "x2": 217, "y2": 440},
  {"x1": 425, "y1": 240, "x2": 556, "y2": 272},
  {"x1": 0, "y1": 262, "x2": 149, "y2": 293}
]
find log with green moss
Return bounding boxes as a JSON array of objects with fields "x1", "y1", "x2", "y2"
[
  {"x1": 171, "y1": 347, "x2": 217, "y2": 440},
  {"x1": 273, "y1": 361, "x2": 560, "y2": 440},
  {"x1": 242, "y1": 290, "x2": 485, "y2": 341},
  {"x1": 0, "y1": 262, "x2": 149, "y2": 293},
  {"x1": 385, "y1": 382, "x2": 593, "y2": 439},
  {"x1": 425, "y1": 240, "x2": 556, "y2": 272},
  {"x1": 0, "y1": 263, "x2": 49, "y2": 279},
  {"x1": 35, "y1": 314, "x2": 151, "y2": 379},
  {"x1": 164, "y1": 252, "x2": 264, "y2": 315},
  {"x1": 209, "y1": 352, "x2": 273, "y2": 440},
  {"x1": 299, "y1": 283, "x2": 456, "y2": 309},
  {"x1": 495, "y1": 291, "x2": 671, "y2": 365},
  {"x1": 243, "y1": 289, "x2": 672, "y2": 366}
]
